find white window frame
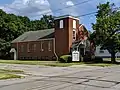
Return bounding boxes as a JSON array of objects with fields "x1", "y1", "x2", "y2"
[
  {"x1": 73, "y1": 20, "x2": 76, "y2": 29},
  {"x1": 60, "y1": 20, "x2": 63, "y2": 28}
]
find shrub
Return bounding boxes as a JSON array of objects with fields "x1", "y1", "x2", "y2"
[
  {"x1": 83, "y1": 57, "x2": 92, "y2": 62},
  {"x1": 59, "y1": 55, "x2": 72, "y2": 63},
  {"x1": 93, "y1": 56, "x2": 103, "y2": 63}
]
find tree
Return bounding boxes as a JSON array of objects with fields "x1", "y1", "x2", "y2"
[
  {"x1": 40, "y1": 15, "x2": 54, "y2": 29},
  {"x1": 29, "y1": 15, "x2": 54, "y2": 31},
  {"x1": 92, "y1": 2, "x2": 120, "y2": 63},
  {"x1": 0, "y1": 9, "x2": 55, "y2": 59},
  {"x1": 0, "y1": 9, "x2": 28, "y2": 58}
]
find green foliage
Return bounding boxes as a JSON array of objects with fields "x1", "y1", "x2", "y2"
[
  {"x1": 92, "y1": 2, "x2": 120, "y2": 62},
  {"x1": 59, "y1": 55, "x2": 72, "y2": 63},
  {"x1": 0, "y1": 9, "x2": 54, "y2": 59},
  {"x1": 0, "y1": 39, "x2": 11, "y2": 58},
  {"x1": 29, "y1": 15, "x2": 54, "y2": 31},
  {"x1": 93, "y1": 57, "x2": 103, "y2": 63},
  {"x1": 0, "y1": 73, "x2": 23, "y2": 80}
]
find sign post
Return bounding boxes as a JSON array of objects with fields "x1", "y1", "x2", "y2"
[{"x1": 72, "y1": 50, "x2": 80, "y2": 61}]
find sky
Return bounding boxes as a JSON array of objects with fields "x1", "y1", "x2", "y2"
[{"x1": 0, "y1": 0, "x2": 120, "y2": 31}]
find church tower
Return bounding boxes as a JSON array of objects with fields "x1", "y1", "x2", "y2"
[{"x1": 54, "y1": 15, "x2": 79, "y2": 57}]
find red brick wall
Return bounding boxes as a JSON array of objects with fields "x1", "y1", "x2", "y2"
[
  {"x1": 11, "y1": 39, "x2": 55, "y2": 60},
  {"x1": 11, "y1": 16, "x2": 82, "y2": 60},
  {"x1": 55, "y1": 17, "x2": 79, "y2": 57}
]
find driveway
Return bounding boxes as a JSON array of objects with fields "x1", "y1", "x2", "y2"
[{"x1": 0, "y1": 64, "x2": 120, "y2": 90}]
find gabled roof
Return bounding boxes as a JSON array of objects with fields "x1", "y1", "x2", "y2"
[{"x1": 11, "y1": 28, "x2": 54, "y2": 43}]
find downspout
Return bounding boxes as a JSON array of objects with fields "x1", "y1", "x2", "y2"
[{"x1": 53, "y1": 38, "x2": 58, "y2": 61}]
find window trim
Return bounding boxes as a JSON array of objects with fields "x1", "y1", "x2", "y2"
[
  {"x1": 21, "y1": 44, "x2": 24, "y2": 52},
  {"x1": 60, "y1": 20, "x2": 63, "y2": 29},
  {"x1": 33, "y1": 44, "x2": 37, "y2": 52},
  {"x1": 27, "y1": 43, "x2": 30, "y2": 52},
  {"x1": 73, "y1": 20, "x2": 76, "y2": 29},
  {"x1": 40, "y1": 42, "x2": 44, "y2": 51},
  {"x1": 48, "y1": 41, "x2": 51, "y2": 51}
]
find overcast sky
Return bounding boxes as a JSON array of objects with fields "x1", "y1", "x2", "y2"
[{"x1": 0, "y1": 0, "x2": 120, "y2": 31}]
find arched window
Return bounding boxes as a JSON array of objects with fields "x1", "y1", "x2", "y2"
[
  {"x1": 73, "y1": 20, "x2": 76, "y2": 29},
  {"x1": 60, "y1": 20, "x2": 63, "y2": 28}
]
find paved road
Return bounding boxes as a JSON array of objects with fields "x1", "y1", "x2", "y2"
[{"x1": 0, "y1": 64, "x2": 120, "y2": 90}]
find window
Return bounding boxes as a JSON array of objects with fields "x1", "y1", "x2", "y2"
[
  {"x1": 48, "y1": 41, "x2": 51, "y2": 51},
  {"x1": 60, "y1": 20, "x2": 63, "y2": 28},
  {"x1": 40, "y1": 42, "x2": 44, "y2": 51},
  {"x1": 33, "y1": 44, "x2": 36, "y2": 52},
  {"x1": 100, "y1": 50, "x2": 104, "y2": 53},
  {"x1": 21, "y1": 44, "x2": 24, "y2": 52},
  {"x1": 73, "y1": 29, "x2": 76, "y2": 41},
  {"x1": 73, "y1": 20, "x2": 76, "y2": 29},
  {"x1": 27, "y1": 43, "x2": 30, "y2": 52}
]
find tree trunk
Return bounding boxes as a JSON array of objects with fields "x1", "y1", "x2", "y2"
[{"x1": 111, "y1": 52, "x2": 116, "y2": 63}]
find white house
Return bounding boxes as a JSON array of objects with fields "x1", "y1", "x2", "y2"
[{"x1": 95, "y1": 46, "x2": 120, "y2": 58}]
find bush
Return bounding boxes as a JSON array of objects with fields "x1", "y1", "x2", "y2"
[
  {"x1": 83, "y1": 57, "x2": 92, "y2": 62},
  {"x1": 59, "y1": 55, "x2": 72, "y2": 63},
  {"x1": 93, "y1": 56, "x2": 103, "y2": 63}
]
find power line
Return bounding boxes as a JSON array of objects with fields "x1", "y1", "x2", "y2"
[
  {"x1": 39, "y1": 0, "x2": 96, "y2": 16},
  {"x1": 77, "y1": 11, "x2": 97, "y2": 17},
  {"x1": 76, "y1": 6, "x2": 120, "y2": 18},
  {"x1": 39, "y1": 0, "x2": 120, "y2": 18}
]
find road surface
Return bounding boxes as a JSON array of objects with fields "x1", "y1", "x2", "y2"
[{"x1": 0, "y1": 64, "x2": 120, "y2": 90}]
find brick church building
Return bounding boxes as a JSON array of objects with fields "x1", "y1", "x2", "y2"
[{"x1": 11, "y1": 15, "x2": 94, "y2": 60}]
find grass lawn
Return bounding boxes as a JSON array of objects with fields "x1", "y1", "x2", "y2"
[
  {"x1": 103, "y1": 58, "x2": 120, "y2": 61},
  {"x1": 0, "y1": 69, "x2": 24, "y2": 73},
  {"x1": 0, "y1": 60, "x2": 118, "y2": 67},
  {"x1": 85, "y1": 63, "x2": 116, "y2": 67},
  {"x1": 0, "y1": 60, "x2": 84, "y2": 67},
  {"x1": 0, "y1": 69, "x2": 24, "y2": 80},
  {"x1": 0, "y1": 73, "x2": 22, "y2": 80}
]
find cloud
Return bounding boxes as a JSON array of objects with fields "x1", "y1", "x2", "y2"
[
  {"x1": 0, "y1": 0, "x2": 53, "y2": 19},
  {"x1": 0, "y1": 0, "x2": 79, "y2": 19},
  {"x1": 0, "y1": 0, "x2": 119, "y2": 30},
  {"x1": 48, "y1": 0, "x2": 78, "y2": 16},
  {"x1": 66, "y1": 1, "x2": 74, "y2": 6}
]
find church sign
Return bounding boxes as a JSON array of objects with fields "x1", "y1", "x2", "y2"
[{"x1": 72, "y1": 50, "x2": 80, "y2": 61}]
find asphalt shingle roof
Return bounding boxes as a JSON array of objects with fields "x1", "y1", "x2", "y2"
[{"x1": 12, "y1": 28, "x2": 54, "y2": 43}]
